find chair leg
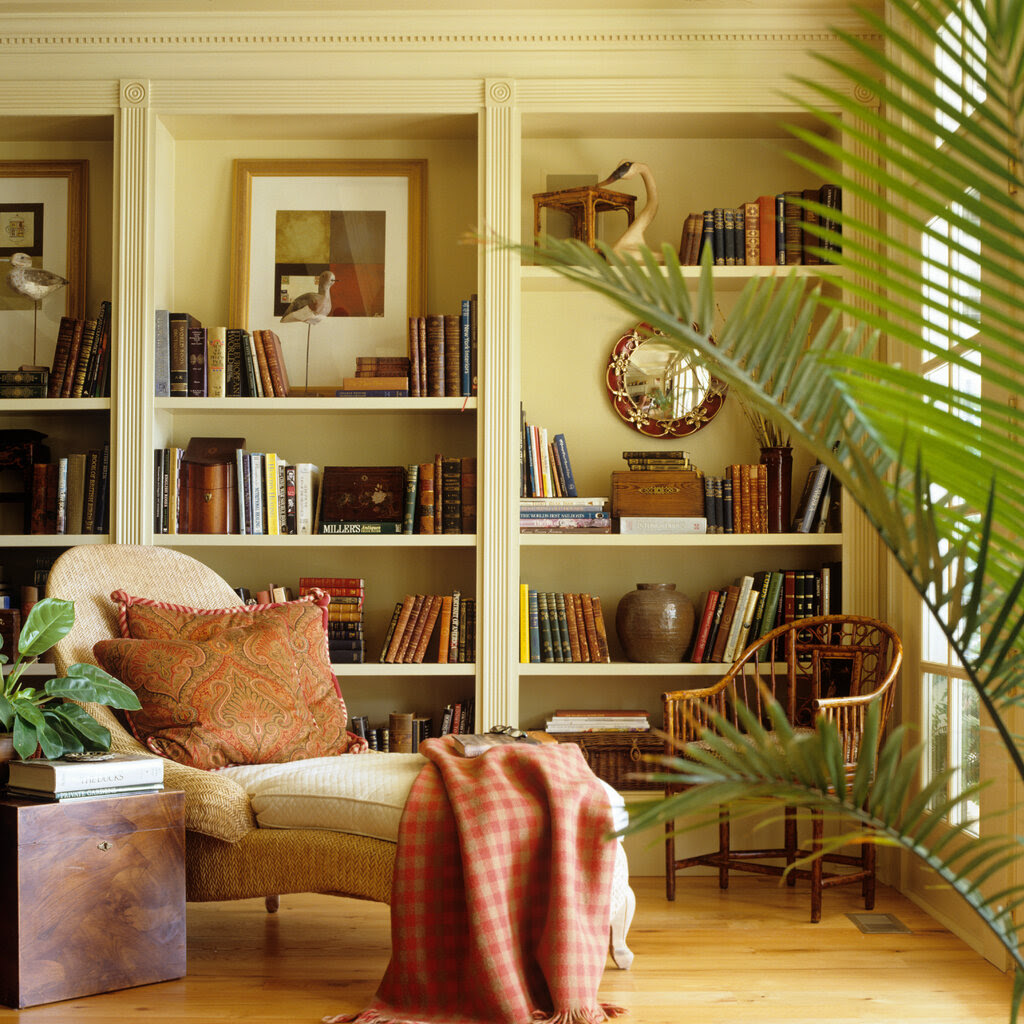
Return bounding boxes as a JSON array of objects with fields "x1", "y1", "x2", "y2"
[
  {"x1": 609, "y1": 884, "x2": 636, "y2": 970},
  {"x1": 784, "y1": 805, "x2": 797, "y2": 887},
  {"x1": 863, "y1": 826, "x2": 876, "y2": 909},
  {"x1": 810, "y1": 809, "x2": 823, "y2": 923},
  {"x1": 265, "y1": 894, "x2": 280, "y2": 913},
  {"x1": 718, "y1": 806, "x2": 730, "y2": 890},
  {"x1": 665, "y1": 819, "x2": 676, "y2": 901}
]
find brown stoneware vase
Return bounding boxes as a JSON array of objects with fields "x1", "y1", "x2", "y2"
[{"x1": 615, "y1": 583, "x2": 695, "y2": 663}]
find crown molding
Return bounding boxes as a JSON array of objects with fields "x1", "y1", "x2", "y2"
[{"x1": 0, "y1": 9, "x2": 881, "y2": 52}]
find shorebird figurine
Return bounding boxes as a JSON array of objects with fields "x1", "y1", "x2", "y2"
[
  {"x1": 280, "y1": 269, "x2": 335, "y2": 389},
  {"x1": 6, "y1": 252, "x2": 69, "y2": 365},
  {"x1": 597, "y1": 161, "x2": 659, "y2": 259}
]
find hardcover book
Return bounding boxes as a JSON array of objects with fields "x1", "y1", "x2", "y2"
[{"x1": 317, "y1": 466, "x2": 405, "y2": 526}]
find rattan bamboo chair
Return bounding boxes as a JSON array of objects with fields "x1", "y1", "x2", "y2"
[
  {"x1": 663, "y1": 614, "x2": 902, "y2": 922},
  {"x1": 46, "y1": 544, "x2": 396, "y2": 909}
]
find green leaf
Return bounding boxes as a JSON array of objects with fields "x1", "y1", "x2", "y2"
[
  {"x1": 18, "y1": 598, "x2": 75, "y2": 659},
  {"x1": 11, "y1": 714, "x2": 38, "y2": 759},
  {"x1": 45, "y1": 664, "x2": 141, "y2": 710},
  {"x1": 50, "y1": 702, "x2": 112, "y2": 750}
]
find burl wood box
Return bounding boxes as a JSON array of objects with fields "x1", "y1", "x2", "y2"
[
  {"x1": 179, "y1": 435, "x2": 242, "y2": 534},
  {"x1": 610, "y1": 470, "x2": 705, "y2": 518},
  {"x1": 0, "y1": 790, "x2": 186, "y2": 1008}
]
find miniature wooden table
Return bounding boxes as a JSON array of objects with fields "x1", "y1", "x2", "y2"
[
  {"x1": 0, "y1": 789, "x2": 185, "y2": 1008},
  {"x1": 532, "y1": 185, "x2": 636, "y2": 249}
]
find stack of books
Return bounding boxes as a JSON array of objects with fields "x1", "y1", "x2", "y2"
[
  {"x1": 621, "y1": 449, "x2": 693, "y2": 471},
  {"x1": 337, "y1": 356, "x2": 411, "y2": 396},
  {"x1": 520, "y1": 496, "x2": 611, "y2": 533},
  {"x1": 544, "y1": 709, "x2": 650, "y2": 733},
  {"x1": 299, "y1": 576, "x2": 365, "y2": 664},
  {"x1": 5, "y1": 753, "x2": 164, "y2": 801}
]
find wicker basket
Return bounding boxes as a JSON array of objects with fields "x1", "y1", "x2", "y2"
[{"x1": 550, "y1": 731, "x2": 663, "y2": 791}]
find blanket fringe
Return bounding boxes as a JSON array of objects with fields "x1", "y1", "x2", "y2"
[{"x1": 531, "y1": 1004, "x2": 628, "y2": 1023}]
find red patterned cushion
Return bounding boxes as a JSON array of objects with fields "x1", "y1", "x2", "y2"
[{"x1": 98, "y1": 590, "x2": 354, "y2": 769}]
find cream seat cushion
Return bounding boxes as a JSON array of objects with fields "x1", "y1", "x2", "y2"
[
  {"x1": 221, "y1": 751, "x2": 629, "y2": 844},
  {"x1": 222, "y1": 751, "x2": 427, "y2": 842}
]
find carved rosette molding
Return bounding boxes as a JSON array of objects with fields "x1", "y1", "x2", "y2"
[
  {"x1": 479, "y1": 87, "x2": 520, "y2": 729},
  {"x1": 120, "y1": 79, "x2": 149, "y2": 108}
]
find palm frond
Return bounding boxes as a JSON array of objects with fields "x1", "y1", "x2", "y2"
[{"x1": 628, "y1": 701, "x2": 1024, "y2": 969}]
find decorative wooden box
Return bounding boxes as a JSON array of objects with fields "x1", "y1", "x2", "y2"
[
  {"x1": 550, "y1": 731, "x2": 664, "y2": 791},
  {"x1": 0, "y1": 790, "x2": 186, "y2": 1008},
  {"x1": 610, "y1": 470, "x2": 704, "y2": 519}
]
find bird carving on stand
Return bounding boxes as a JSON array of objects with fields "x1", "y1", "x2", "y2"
[
  {"x1": 5, "y1": 252, "x2": 69, "y2": 366},
  {"x1": 280, "y1": 269, "x2": 335, "y2": 390},
  {"x1": 597, "y1": 161, "x2": 659, "y2": 259}
]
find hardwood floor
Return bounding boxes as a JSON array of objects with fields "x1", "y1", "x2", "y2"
[{"x1": 0, "y1": 877, "x2": 1012, "y2": 1023}]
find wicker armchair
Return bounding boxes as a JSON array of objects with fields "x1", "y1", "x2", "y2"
[
  {"x1": 45, "y1": 544, "x2": 395, "y2": 908},
  {"x1": 663, "y1": 614, "x2": 902, "y2": 922}
]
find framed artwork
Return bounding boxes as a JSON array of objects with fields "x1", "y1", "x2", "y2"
[
  {"x1": 0, "y1": 160, "x2": 88, "y2": 326},
  {"x1": 230, "y1": 159, "x2": 426, "y2": 389}
]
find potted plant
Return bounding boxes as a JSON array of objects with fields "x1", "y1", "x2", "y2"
[{"x1": 0, "y1": 597, "x2": 141, "y2": 763}]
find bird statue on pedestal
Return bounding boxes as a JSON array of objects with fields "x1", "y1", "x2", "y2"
[
  {"x1": 597, "y1": 161, "x2": 659, "y2": 259},
  {"x1": 6, "y1": 252, "x2": 69, "y2": 366},
  {"x1": 280, "y1": 269, "x2": 336, "y2": 390}
]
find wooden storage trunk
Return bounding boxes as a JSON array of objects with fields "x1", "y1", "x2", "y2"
[
  {"x1": 0, "y1": 790, "x2": 186, "y2": 1008},
  {"x1": 551, "y1": 731, "x2": 664, "y2": 791},
  {"x1": 610, "y1": 470, "x2": 704, "y2": 518}
]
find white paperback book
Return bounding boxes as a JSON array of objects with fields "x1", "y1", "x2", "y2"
[
  {"x1": 7, "y1": 753, "x2": 164, "y2": 794},
  {"x1": 617, "y1": 516, "x2": 707, "y2": 534}
]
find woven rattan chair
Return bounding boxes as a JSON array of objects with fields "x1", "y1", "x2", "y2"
[
  {"x1": 45, "y1": 544, "x2": 395, "y2": 909},
  {"x1": 663, "y1": 614, "x2": 902, "y2": 922}
]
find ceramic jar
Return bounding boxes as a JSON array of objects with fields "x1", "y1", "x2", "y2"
[{"x1": 615, "y1": 583, "x2": 695, "y2": 663}]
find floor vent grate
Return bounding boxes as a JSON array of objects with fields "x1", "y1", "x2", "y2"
[{"x1": 846, "y1": 912, "x2": 911, "y2": 934}]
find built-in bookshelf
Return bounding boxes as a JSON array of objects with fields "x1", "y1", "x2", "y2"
[{"x1": 0, "y1": 6, "x2": 882, "y2": 768}]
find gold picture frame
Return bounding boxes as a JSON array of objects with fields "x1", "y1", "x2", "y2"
[
  {"x1": 0, "y1": 159, "x2": 88, "y2": 320},
  {"x1": 229, "y1": 159, "x2": 426, "y2": 388}
]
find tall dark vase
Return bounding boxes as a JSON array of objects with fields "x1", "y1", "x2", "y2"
[
  {"x1": 615, "y1": 583, "x2": 695, "y2": 663},
  {"x1": 760, "y1": 445, "x2": 793, "y2": 533}
]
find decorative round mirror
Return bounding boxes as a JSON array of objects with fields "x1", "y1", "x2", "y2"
[{"x1": 606, "y1": 323, "x2": 726, "y2": 437}]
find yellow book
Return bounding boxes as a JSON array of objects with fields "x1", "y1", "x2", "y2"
[
  {"x1": 520, "y1": 583, "x2": 530, "y2": 663},
  {"x1": 264, "y1": 452, "x2": 280, "y2": 535}
]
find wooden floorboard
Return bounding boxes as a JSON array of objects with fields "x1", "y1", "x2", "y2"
[{"x1": 0, "y1": 877, "x2": 1013, "y2": 1023}]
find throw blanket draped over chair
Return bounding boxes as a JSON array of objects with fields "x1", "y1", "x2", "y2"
[{"x1": 326, "y1": 737, "x2": 625, "y2": 1024}]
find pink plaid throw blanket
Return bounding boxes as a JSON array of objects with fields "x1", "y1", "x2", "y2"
[{"x1": 325, "y1": 736, "x2": 625, "y2": 1024}]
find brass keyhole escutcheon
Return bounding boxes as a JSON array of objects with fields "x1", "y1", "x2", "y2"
[{"x1": 97, "y1": 841, "x2": 112, "y2": 852}]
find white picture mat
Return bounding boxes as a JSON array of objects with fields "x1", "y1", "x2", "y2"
[{"x1": 246, "y1": 175, "x2": 410, "y2": 386}]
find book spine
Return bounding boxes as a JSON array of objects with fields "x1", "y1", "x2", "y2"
[
  {"x1": 460, "y1": 298, "x2": 472, "y2": 396},
  {"x1": 206, "y1": 326, "x2": 227, "y2": 398},
  {"x1": 416, "y1": 460, "x2": 435, "y2": 534},
  {"x1": 448, "y1": 590, "x2": 461, "y2": 663},
  {"x1": 425, "y1": 314, "x2": 445, "y2": 397},
  {"x1": 402, "y1": 464, "x2": 418, "y2": 534},
  {"x1": 408, "y1": 316, "x2": 421, "y2": 397},
  {"x1": 743, "y1": 200, "x2": 760, "y2": 266},
  {"x1": 168, "y1": 314, "x2": 190, "y2": 397},
  {"x1": 538, "y1": 592, "x2": 556, "y2": 662},
  {"x1": 154, "y1": 309, "x2": 171, "y2": 397},
  {"x1": 689, "y1": 590, "x2": 720, "y2": 662},
  {"x1": 70, "y1": 319, "x2": 97, "y2": 397},
  {"x1": 60, "y1": 318, "x2": 86, "y2": 398},
  {"x1": 519, "y1": 583, "x2": 530, "y2": 663},
  {"x1": 440, "y1": 456, "x2": 462, "y2": 534},
  {"x1": 528, "y1": 589, "x2": 541, "y2": 663},
  {"x1": 590, "y1": 595, "x2": 611, "y2": 663},
  {"x1": 552, "y1": 433, "x2": 578, "y2": 497},
  {"x1": 443, "y1": 313, "x2": 461, "y2": 397},
  {"x1": 318, "y1": 521, "x2": 403, "y2": 534},
  {"x1": 225, "y1": 328, "x2": 244, "y2": 397},
  {"x1": 187, "y1": 326, "x2": 207, "y2": 397}
]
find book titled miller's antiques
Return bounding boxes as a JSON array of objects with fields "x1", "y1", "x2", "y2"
[{"x1": 316, "y1": 466, "x2": 406, "y2": 534}]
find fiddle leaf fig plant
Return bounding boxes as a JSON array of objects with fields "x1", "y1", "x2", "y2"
[{"x1": 0, "y1": 597, "x2": 141, "y2": 759}]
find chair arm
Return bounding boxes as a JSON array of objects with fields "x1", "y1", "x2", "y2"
[{"x1": 161, "y1": 760, "x2": 257, "y2": 843}]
